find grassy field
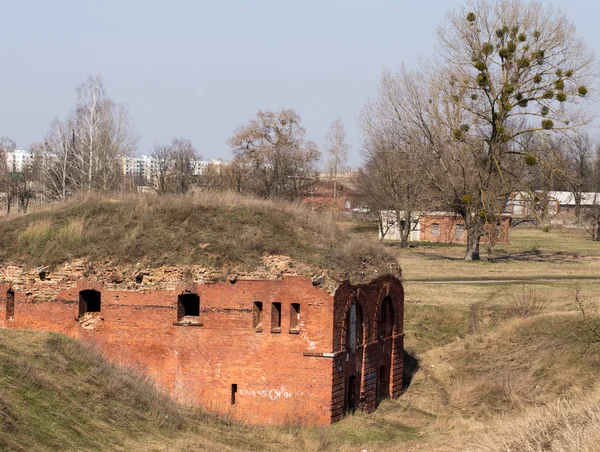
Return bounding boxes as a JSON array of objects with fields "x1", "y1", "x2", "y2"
[{"x1": 3, "y1": 204, "x2": 600, "y2": 451}]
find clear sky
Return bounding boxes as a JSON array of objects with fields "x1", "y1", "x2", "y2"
[{"x1": 1, "y1": 0, "x2": 597, "y2": 167}]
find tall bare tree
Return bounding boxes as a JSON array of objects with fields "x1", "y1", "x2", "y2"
[
  {"x1": 44, "y1": 118, "x2": 75, "y2": 201},
  {"x1": 229, "y1": 109, "x2": 321, "y2": 201},
  {"x1": 372, "y1": 1, "x2": 595, "y2": 259},
  {"x1": 359, "y1": 73, "x2": 432, "y2": 247},
  {"x1": 71, "y1": 74, "x2": 136, "y2": 192},
  {"x1": 325, "y1": 118, "x2": 349, "y2": 206},
  {"x1": 434, "y1": 0, "x2": 595, "y2": 259}
]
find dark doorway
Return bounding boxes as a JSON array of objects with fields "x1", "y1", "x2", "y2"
[
  {"x1": 378, "y1": 364, "x2": 391, "y2": 403},
  {"x1": 344, "y1": 375, "x2": 358, "y2": 414},
  {"x1": 343, "y1": 303, "x2": 364, "y2": 416},
  {"x1": 177, "y1": 293, "x2": 200, "y2": 321},
  {"x1": 79, "y1": 290, "x2": 101, "y2": 316},
  {"x1": 6, "y1": 290, "x2": 14, "y2": 321}
]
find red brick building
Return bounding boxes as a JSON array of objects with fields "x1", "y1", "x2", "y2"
[
  {"x1": 382, "y1": 211, "x2": 510, "y2": 244},
  {"x1": 0, "y1": 272, "x2": 403, "y2": 426}
]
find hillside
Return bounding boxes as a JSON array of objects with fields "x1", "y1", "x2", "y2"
[
  {"x1": 0, "y1": 329, "x2": 188, "y2": 451},
  {"x1": 0, "y1": 193, "x2": 399, "y2": 285}
]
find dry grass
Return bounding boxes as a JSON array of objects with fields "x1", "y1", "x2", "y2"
[
  {"x1": 465, "y1": 391, "x2": 600, "y2": 451},
  {"x1": 0, "y1": 192, "x2": 398, "y2": 284},
  {"x1": 4, "y1": 207, "x2": 600, "y2": 450}
]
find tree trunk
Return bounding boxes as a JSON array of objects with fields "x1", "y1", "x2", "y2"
[
  {"x1": 464, "y1": 213, "x2": 485, "y2": 261},
  {"x1": 465, "y1": 230, "x2": 481, "y2": 260},
  {"x1": 398, "y1": 212, "x2": 411, "y2": 248}
]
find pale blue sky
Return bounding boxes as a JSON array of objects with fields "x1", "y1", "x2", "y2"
[{"x1": 1, "y1": 0, "x2": 597, "y2": 166}]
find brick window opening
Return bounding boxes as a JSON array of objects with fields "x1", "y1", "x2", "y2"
[
  {"x1": 455, "y1": 224, "x2": 465, "y2": 238},
  {"x1": 6, "y1": 289, "x2": 14, "y2": 321},
  {"x1": 177, "y1": 293, "x2": 200, "y2": 322},
  {"x1": 231, "y1": 384, "x2": 237, "y2": 405},
  {"x1": 431, "y1": 223, "x2": 440, "y2": 236},
  {"x1": 253, "y1": 302, "x2": 263, "y2": 332},
  {"x1": 378, "y1": 297, "x2": 394, "y2": 340},
  {"x1": 271, "y1": 302, "x2": 281, "y2": 333},
  {"x1": 289, "y1": 303, "x2": 300, "y2": 333},
  {"x1": 79, "y1": 290, "x2": 101, "y2": 316}
]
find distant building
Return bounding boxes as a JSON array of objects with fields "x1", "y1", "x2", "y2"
[
  {"x1": 5, "y1": 149, "x2": 31, "y2": 172},
  {"x1": 123, "y1": 156, "x2": 227, "y2": 182},
  {"x1": 302, "y1": 174, "x2": 359, "y2": 212},
  {"x1": 380, "y1": 211, "x2": 510, "y2": 244},
  {"x1": 507, "y1": 191, "x2": 600, "y2": 218}
]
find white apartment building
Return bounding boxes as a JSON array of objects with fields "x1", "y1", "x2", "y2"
[
  {"x1": 5, "y1": 149, "x2": 31, "y2": 172},
  {"x1": 123, "y1": 156, "x2": 226, "y2": 181},
  {"x1": 123, "y1": 155, "x2": 157, "y2": 182}
]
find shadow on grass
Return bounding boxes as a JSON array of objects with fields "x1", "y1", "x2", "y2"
[
  {"x1": 490, "y1": 250, "x2": 579, "y2": 263},
  {"x1": 403, "y1": 350, "x2": 420, "y2": 390}
]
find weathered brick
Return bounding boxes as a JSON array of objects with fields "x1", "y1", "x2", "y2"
[{"x1": 0, "y1": 272, "x2": 403, "y2": 426}]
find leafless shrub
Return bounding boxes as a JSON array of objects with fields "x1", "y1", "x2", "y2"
[
  {"x1": 507, "y1": 288, "x2": 549, "y2": 318},
  {"x1": 574, "y1": 287, "x2": 600, "y2": 346}
]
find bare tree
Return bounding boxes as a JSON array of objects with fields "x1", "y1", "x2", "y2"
[
  {"x1": 228, "y1": 109, "x2": 321, "y2": 201},
  {"x1": 580, "y1": 145, "x2": 600, "y2": 240},
  {"x1": 94, "y1": 102, "x2": 137, "y2": 191},
  {"x1": 71, "y1": 74, "x2": 136, "y2": 192},
  {"x1": 0, "y1": 138, "x2": 17, "y2": 213},
  {"x1": 73, "y1": 75, "x2": 105, "y2": 190},
  {"x1": 0, "y1": 137, "x2": 15, "y2": 173},
  {"x1": 151, "y1": 143, "x2": 172, "y2": 195},
  {"x1": 325, "y1": 118, "x2": 349, "y2": 207},
  {"x1": 554, "y1": 134, "x2": 595, "y2": 218},
  {"x1": 150, "y1": 138, "x2": 200, "y2": 194},
  {"x1": 44, "y1": 118, "x2": 75, "y2": 201},
  {"x1": 371, "y1": 1, "x2": 596, "y2": 259},
  {"x1": 170, "y1": 138, "x2": 199, "y2": 194},
  {"x1": 434, "y1": 0, "x2": 595, "y2": 259}
]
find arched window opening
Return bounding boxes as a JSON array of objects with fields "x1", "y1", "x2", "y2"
[
  {"x1": 79, "y1": 290, "x2": 101, "y2": 316},
  {"x1": 6, "y1": 290, "x2": 14, "y2": 321},
  {"x1": 345, "y1": 303, "x2": 363, "y2": 352},
  {"x1": 177, "y1": 293, "x2": 200, "y2": 322},
  {"x1": 378, "y1": 297, "x2": 394, "y2": 340}
]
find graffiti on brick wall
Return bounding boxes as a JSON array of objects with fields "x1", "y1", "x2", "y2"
[{"x1": 239, "y1": 388, "x2": 306, "y2": 401}]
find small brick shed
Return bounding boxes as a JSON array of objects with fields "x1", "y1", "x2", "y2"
[{"x1": 0, "y1": 273, "x2": 403, "y2": 425}]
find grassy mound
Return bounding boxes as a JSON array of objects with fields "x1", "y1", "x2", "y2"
[
  {"x1": 0, "y1": 193, "x2": 398, "y2": 283},
  {"x1": 427, "y1": 312, "x2": 600, "y2": 417}
]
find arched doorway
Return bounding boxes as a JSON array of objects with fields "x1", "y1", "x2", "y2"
[{"x1": 343, "y1": 302, "x2": 364, "y2": 414}]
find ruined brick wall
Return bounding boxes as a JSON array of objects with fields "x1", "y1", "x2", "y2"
[
  {"x1": 0, "y1": 274, "x2": 335, "y2": 425},
  {"x1": 330, "y1": 276, "x2": 404, "y2": 422},
  {"x1": 0, "y1": 262, "x2": 404, "y2": 426}
]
